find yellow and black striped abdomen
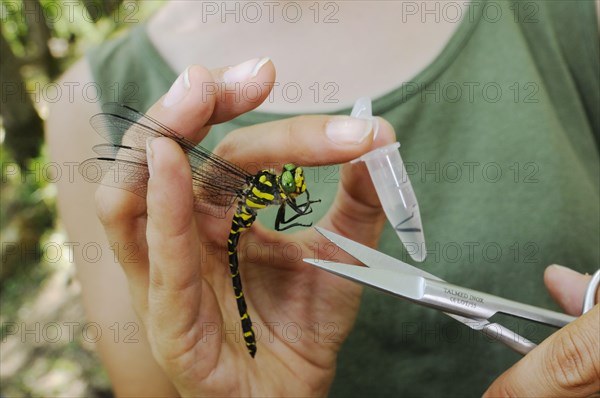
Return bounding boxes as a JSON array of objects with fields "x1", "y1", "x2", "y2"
[
  {"x1": 227, "y1": 208, "x2": 256, "y2": 356},
  {"x1": 227, "y1": 171, "x2": 281, "y2": 357}
]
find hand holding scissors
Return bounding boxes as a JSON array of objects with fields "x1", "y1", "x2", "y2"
[
  {"x1": 304, "y1": 227, "x2": 597, "y2": 354},
  {"x1": 304, "y1": 228, "x2": 600, "y2": 395}
]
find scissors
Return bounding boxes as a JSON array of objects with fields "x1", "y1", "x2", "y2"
[{"x1": 304, "y1": 227, "x2": 600, "y2": 355}]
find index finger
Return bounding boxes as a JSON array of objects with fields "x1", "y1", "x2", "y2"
[
  {"x1": 96, "y1": 60, "x2": 276, "y2": 224},
  {"x1": 95, "y1": 60, "x2": 275, "y2": 284},
  {"x1": 213, "y1": 114, "x2": 378, "y2": 170}
]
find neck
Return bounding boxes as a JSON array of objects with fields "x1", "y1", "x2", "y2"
[{"x1": 148, "y1": 1, "x2": 468, "y2": 113}]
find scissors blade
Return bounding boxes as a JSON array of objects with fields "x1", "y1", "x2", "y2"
[
  {"x1": 311, "y1": 227, "x2": 540, "y2": 354},
  {"x1": 315, "y1": 226, "x2": 441, "y2": 280},
  {"x1": 304, "y1": 259, "x2": 426, "y2": 301},
  {"x1": 304, "y1": 259, "x2": 575, "y2": 327}
]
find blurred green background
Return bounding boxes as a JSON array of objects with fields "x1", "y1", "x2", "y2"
[{"x1": 1, "y1": 1, "x2": 162, "y2": 396}]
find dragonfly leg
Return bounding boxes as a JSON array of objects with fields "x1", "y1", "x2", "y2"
[
  {"x1": 290, "y1": 192, "x2": 321, "y2": 215},
  {"x1": 275, "y1": 203, "x2": 314, "y2": 231},
  {"x1": 295, "y1": 190, "x2": 321, "y2": 213},
  {"x1": 296, "y1": 198, "x2": 321, "y2": 214}
]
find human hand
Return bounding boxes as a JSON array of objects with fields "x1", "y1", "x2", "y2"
[
  {"x1": 484, "y1": 265, "x2": 600, "y2": 397},
  {"x1": 96, "y1": 59, "x2": 395, "y2": 396}
]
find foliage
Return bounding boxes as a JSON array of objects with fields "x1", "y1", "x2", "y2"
[
  {"x1": 1, "y1": 0, "x2": 163, "y2": 284},
  {"x1": 1, "y1": 1, "x2": 164, "y2": 396}
]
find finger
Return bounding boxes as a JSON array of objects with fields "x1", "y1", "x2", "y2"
[
  {"x1": 305, "y1": 120, "x2": 396, "y2": 300},
  {"x1": 483, "y1": 306, "x2": 600, "y2": 397},
  {"x1": 97, "y1": 65, "x2": 214, "y2": 217},
  {"x1": 149, "y1": 58, "x2": 275, "y2": 144},
  {"x1": 145, "y1": 137, "x2": 221, "y2": 366},
  {"x1": 207, "y1": 57, "x2": 274, "y2": 124},
  {"x1": 214, "y1": 114, "x2": 377, "y2": 170},
  {"x1": 97, "y1": 61, "x2": 275, "y2": 223},
  {"x1": 95, "y1": 64, "x2": 219, "y2": 291},
  {"x1": 247, "y1": 118, "x2": 395, "y2": 268},
  {"x1": 544, "y1": 265, "x2": 596, "y2": 316},
  {"x1": 97, "y1": 61, "x2": 274, "y2": 284},
  {"x1": 318, "y1": 118, "x2": 396, "y2": 247}
]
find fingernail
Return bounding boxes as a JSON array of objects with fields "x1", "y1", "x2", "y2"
[
  {"x1": 372, "y1": 117, "x2": 380, "y2": 140},
  {"x1": 146, "y1": 138, "x2": 154, "y2": 178},
  {"x1": 350, "y1": 97, "x2": 379, "y2": 139},
  {"x1": 326, "y1": 116, "x2": 373, "y2": 144},
  {"x1": 162, "y1": 66, "x2": 191, "y2": 107},
  {"x1": 223, "y1": 57, "x2": 270, "y2": 83},
  {"x1": 549, "y1": 264, "x2": 577, "y2": 276}
]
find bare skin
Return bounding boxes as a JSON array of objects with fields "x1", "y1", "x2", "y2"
[
  {"x1": 47, "y1": 2, "x2": 463, "y2": 394},
  {"x1": 46, "y1": 1, "x2": 600, "y2": 396},
  {"x1": 114, "y1": 63, "x2": 394, "y2": 395},
  {"x1": 146, "y1": 1, "x2": 467, "y2": 113},
  {"x1": 484, "y1": 265, "x2": 600, "y2": 397}
]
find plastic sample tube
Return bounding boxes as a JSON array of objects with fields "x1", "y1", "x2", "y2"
[{"x1": 351, "y1": 98, "x2": 427, "y2": 262}]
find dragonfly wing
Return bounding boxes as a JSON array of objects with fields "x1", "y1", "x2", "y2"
[
  {"x1": 80, "y1": 155, "x2": 239, "y2": 218},
  {"x1": 192, "y1": 190, "x2": 238, "y2": 218},
  {"x1": 92, "y1": 143, "x2": 147, "y2": 162},
  {"x1": 100, "y1": 103, "x2": 191, "y2": 144},
  {"x1": 92, "y1": 104, "x2": 251, "y2": 181},
  {"x1": 90, "y1": 113, "x2": 186, "y2": 149},
  {"x1": 191, "y1": 165, "x2": 243, "y2": 218},
  {"x1": 84, "y1": 145, "x2": 242, "y2": 218},
  {"x1": 79, "y1": 157, "x2": 149, "y2": 198},
  {"x1": 84, "y1": 103, "x2": 254, "y2": 219}
]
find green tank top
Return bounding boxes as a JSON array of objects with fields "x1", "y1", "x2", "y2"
[{"x1": 87, "y1": 1, "x2": 599, "y2": 396}]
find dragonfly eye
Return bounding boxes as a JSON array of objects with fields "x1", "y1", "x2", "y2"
[
  {"x1": 281, "y1": 163, "x2": 305, "y2": 194},
  {"x1": 281, "y1": 170, "x2": 296, "y2": 194}
]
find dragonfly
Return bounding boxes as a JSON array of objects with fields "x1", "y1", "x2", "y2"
[{"x1": 79, "y1": 103, "x2": 320, "y2": 357}]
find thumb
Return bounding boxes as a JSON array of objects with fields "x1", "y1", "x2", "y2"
[
  {"x1": 483, "y1": 306, "x2": 600, "y2": 397},
  {"x1": 484, "y1": 266, "x2": 600, "y2": 397},
  {"x1": 544, "y1": 265, "x2": 599, "y2": 316},
  {"x1": 318, "y1": 118, "x2": 396, "y2": 247}
]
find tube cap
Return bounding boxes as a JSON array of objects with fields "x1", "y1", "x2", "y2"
[{"x1": 351, "y1": 98, "x2": 427, "y2": 262}]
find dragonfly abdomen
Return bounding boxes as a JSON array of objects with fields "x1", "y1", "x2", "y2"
[
  {"x1": 227, "y1": 212, "x2": 257, "y2": 357},
  {"x1": 227, "y1": 171, "x2": 281, "y2": 357}
]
